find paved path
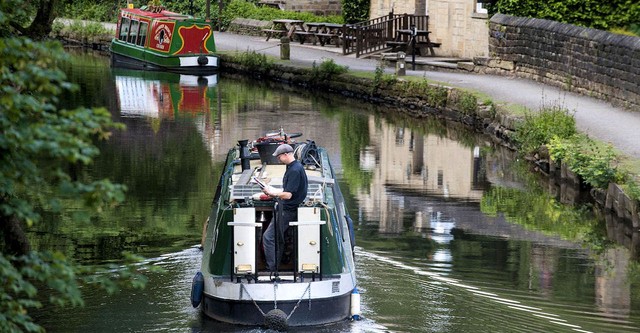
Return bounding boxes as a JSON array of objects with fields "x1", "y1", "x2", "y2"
[{"x1": 215, "y1": 32, "x2": 640, "y2": 160}]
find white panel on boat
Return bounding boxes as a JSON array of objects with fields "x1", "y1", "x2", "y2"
[
  {"x1": 290, "y1": 207, "x2": 326, "y2": 273},
  {"x1": 227, "y1": 208, "x2": 259, "y2": 274}
]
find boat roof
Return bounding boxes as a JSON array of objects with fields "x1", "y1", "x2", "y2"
[{"x1": 121, "y1": 8, "x2": 196, "y2": 21}]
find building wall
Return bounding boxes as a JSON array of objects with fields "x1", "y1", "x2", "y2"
[
  {"x1": 429, "y1": 0, "x2": 489, "y2": 58},
  {"x1": 368, "y1": 0, "x2": 489, "y2": 58},
  {"x1": 369, "y1": 0, "x2": 425, "y2": 18}
]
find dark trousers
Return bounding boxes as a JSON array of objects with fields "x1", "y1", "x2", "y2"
[{"x1": 263, "y1": 208, "x2": 297, "y2": 272}]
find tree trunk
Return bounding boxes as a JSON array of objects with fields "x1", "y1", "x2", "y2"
[
  {"x1": 1, "y1": 214, "x2": 31, "y2": 256},
  {"x1": 24, "y1": 0, "x2": 58, "y2": 39}
]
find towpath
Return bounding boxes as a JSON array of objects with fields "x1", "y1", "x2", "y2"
[{"x1": 214, "y1": 32, "x2": 640, "y2": 160}]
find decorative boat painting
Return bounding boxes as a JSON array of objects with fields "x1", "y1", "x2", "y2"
[{"x1": 111, "y1": 6, "x2": 218, "y2": 74}]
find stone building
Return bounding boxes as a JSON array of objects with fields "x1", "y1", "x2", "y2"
[
  {"x1": 369, "y1": 0, "x2": 490, "y2": 58},
  {"x1": 262, "y1": 0, "x2": 490, "y2": 58}
]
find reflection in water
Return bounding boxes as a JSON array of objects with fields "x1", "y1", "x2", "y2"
[
  {"x1": 114, "y1": 70, "x2": 218, "y2": 118},
  {"x1": 30, "y1": 51, "x2": 640, "y2": 332}
]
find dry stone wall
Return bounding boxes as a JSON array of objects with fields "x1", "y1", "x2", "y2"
[
  {"x1": 487, "y1": 14, "x2": 640, "y2": 111},
  {"x1": 285, "y1": 0, "x2": 342, "y2": 16}
]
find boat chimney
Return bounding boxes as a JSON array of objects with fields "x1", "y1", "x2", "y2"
[{"x1": 238, "y1": 140, "x2": 250, "y2": 171}]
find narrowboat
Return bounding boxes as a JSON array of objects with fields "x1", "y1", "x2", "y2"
[
  {"x1": 191, "y1": 131, "x2": 359, "y2": 329},
  {"x1": 110, "y1": 5, "x2": 218, "y2": 74}
]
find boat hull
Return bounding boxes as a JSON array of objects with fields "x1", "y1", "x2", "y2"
[
  {"x1": 201, "y1": 291, "x2": 351, "y2": 326},
  {"x1": 110, "y1": 45, "x2": 218, "y2": 75}
]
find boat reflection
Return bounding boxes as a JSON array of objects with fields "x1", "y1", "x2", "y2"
[{"x1": 113, "y1": 69, "x2": 217, "y2": 118}]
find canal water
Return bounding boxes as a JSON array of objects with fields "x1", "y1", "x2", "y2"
[{"x1": 30, "y1": 50, "x2": 640, "y2": 332}]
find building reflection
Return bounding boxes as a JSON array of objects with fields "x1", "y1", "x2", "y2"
[
  {"x1": 352, "y1": 116, "x2": 637, "y2": 322},
  {"x1": 357, "y1": 117, "x2": 485, "y2": 235}
]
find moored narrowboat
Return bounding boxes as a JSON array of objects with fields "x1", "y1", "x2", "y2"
[
  {"x1": 111, "y1": 5, "x2": 218, "y2": 74},
  {"x1": 191, "y1": 131, "x2": 359, "y2": 329}
]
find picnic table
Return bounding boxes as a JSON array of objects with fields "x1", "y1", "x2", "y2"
[
  {"x1": 387, "y1": 28, "x2": 441, "y2": 56},
  {"x1": 312, "y1": 23, "x2": 343, "y2": 47},
  {"x1": 263, "y1": 19, "x2": 305, "y2": 41}
]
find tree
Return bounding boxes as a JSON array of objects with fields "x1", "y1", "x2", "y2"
[
  {"x1": 3, "y1": 0, "x2": 59, "y2": 39},
  {"x1": 342, "y1": 0, "x2": 369, "y2": 24},
  {"x1": 0, "y1": 2, "x2": 148, "y2": 332}
]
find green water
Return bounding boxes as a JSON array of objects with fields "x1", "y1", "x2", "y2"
[{"x1": 30, "y1": 50, "x2": 640, "y2": 333}]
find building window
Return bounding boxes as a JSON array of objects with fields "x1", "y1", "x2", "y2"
[{"x1": 475, "y1": 1, "x2": 488, "y2": 14}]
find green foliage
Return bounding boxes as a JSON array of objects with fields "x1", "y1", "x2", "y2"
[
  {"x1": 480, "y1": 186, "x2": 599, "y2": 241},
  {"x1": 0, "y1": 3, "x2": 155, "y2": 330},
  {"x1": 60, "y1": 0, "x2": 116, "y2": 22},
  {"x1": 372, "y1": 65, "x2": 396, "y2": 94},
  {"x1": 235, "y1": 49, "x2": 274, "y2": 73},
  {"x1": 547, "y1": 135, "x2": 621, "y2": 189},
  {"x1": 62, "y1": 20, "x2": 111, "y2": 39},
  {"x1": 452, "y1": 91, "x2": 478, "y2": 115},
  {"x1": 311, "y1": 58, "x2": 349, "y2": 81},
  {"x1": 339, "y1": 112, "x2": 372, "y2": 191},
  {"x1": 217, "y1": 0, "x2": 343, "y2": 31},
  {"x1": 624, "y1": 180, "x2": 640, "y2": 202},
  {"x1": 490, "y1": 0, "x2": 640, "y2": 33},
  {"x1": 513, "y1": 106, "x2": 576, "y2": 155},
  {"x1": 342, "y1": 0, "x2": 369, "y2": 24}
]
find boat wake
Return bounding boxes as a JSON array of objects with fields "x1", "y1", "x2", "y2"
[{"x1": 355, "y1": 247, "x2": 596, "y2": 333}]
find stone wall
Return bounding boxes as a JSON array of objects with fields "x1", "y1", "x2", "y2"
[
  {"x1": 285, "y1": 0, "x2": 342, "y2": 16},
  {"x1": 227, "y1": 18, "x2": 271, "y2": 36},
  {"x1": 488, "y1": 14, "x2": 640, "y2": 111}
]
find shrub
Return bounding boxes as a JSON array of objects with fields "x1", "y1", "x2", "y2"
[
  {"x1": 547, "y1": 135, "x2": 621, "y2": 189},
  {"x1": 513, "y1": 106, "x2": 576, "y2": 155},
  {"x1": 311, "y1": 58, "x2": 349, "y2": 81},
  {"x1": 235, "y1": 49, "x2": 274, "y2": 73},
  {"x1": 489, "y1": 0, "x2": 640, "y2": 33}
]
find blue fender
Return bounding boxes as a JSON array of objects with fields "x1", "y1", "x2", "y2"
[{"x1": 190, "y1": 271, "x2": 204, "y2": 308}]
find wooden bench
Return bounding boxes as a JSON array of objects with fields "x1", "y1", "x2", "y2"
[
  {"x1": 293, "y1": 31, "x2": 317, "y2": 44},
  {"x1": 316, "y1": 32, "x2": 340, "y2": 46},
  {"x1": 386, "y1": 40, "x2": 441, "y2": 56},
  {"x1": 416, "y1": 41, "x2": 441, "y2": 56},
  {"x1": 262, "y1": 28, "x2": 287, "y2": 41}
]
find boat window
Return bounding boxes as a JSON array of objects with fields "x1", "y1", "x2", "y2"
[
  {"x1": 128, "y1": 20, "x2": 139, "y2": 44},
  {"x1": 137, "y1": 21, "x2": 148, "y2": 46},
  {"x1": 119, "y1": 17, "x2": 130, "y2": 41}
]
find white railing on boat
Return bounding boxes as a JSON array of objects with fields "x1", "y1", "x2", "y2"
[{"x1": 230, "y1": 183, "x2": 324, "y2": 201}]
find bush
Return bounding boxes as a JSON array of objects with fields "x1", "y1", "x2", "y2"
[
  {"x1": 236, "y1": 49, "x2": 274, "y2": 73},
  {"x1": 547, "y1": 135, "x2": 621, "y2": 189},
  {"x1": 489, "y1": 0, "x2": 640, "y2": 34},
  {"x1": 342, "y1": 0, "x2": 369, "y2": 24},
  {"x1": 311, "y1": 58, "x2": 349, "y2": 81},
  {"x1": 513, "y1": 106, "x2": 576, "y2": 155}
]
